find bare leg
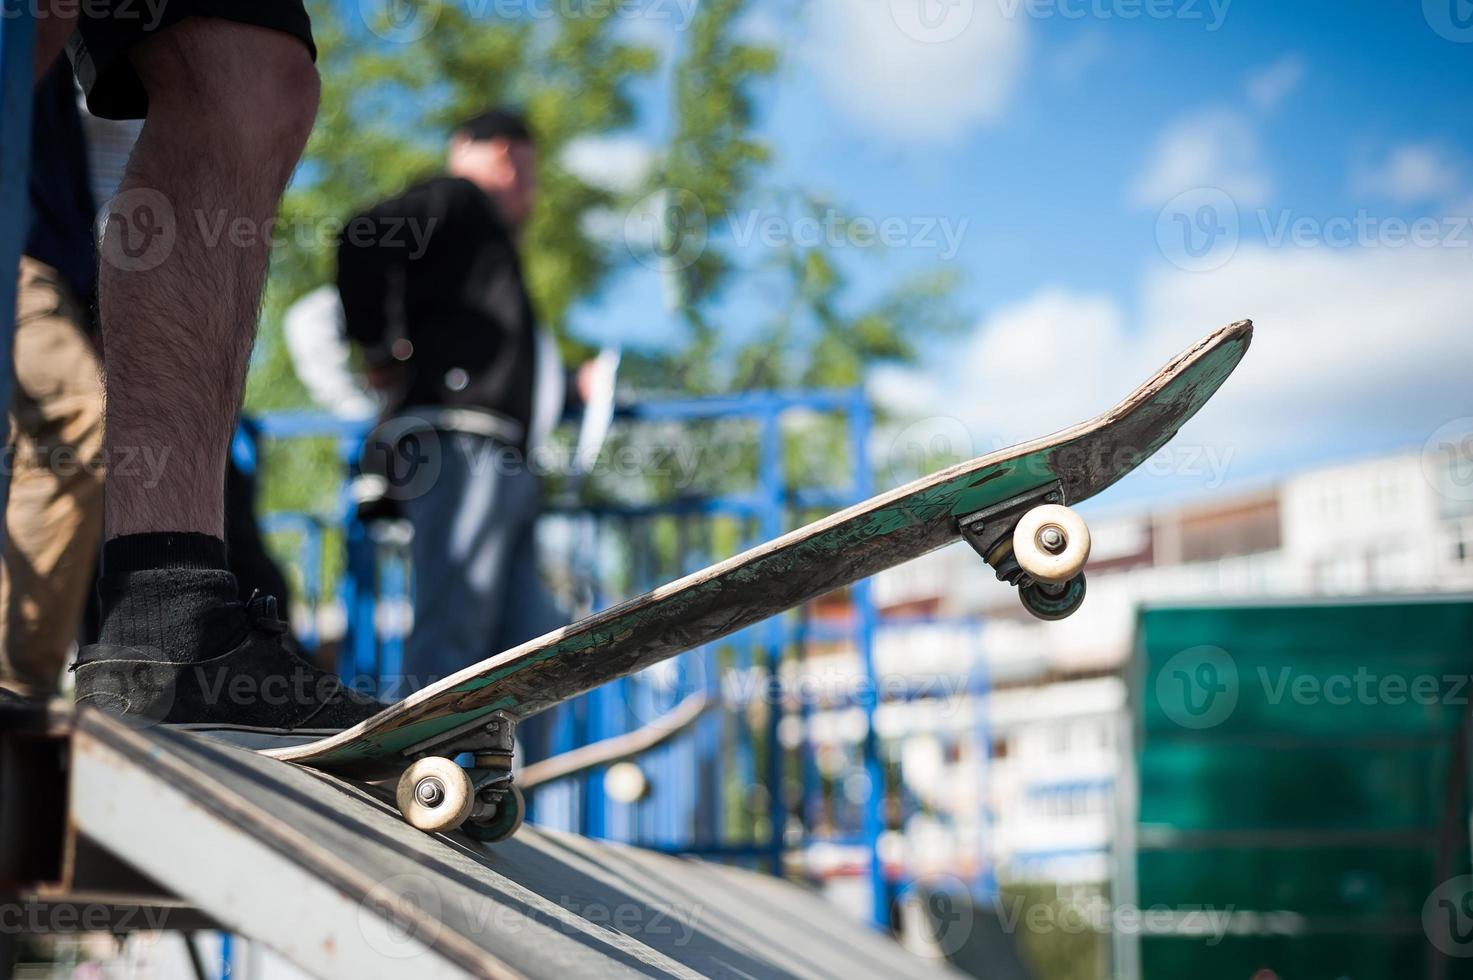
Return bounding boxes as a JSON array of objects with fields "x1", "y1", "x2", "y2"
[
  {"x1": 33, "y1": 3, "x2": 77, "y2": 80},
  {"x1": 75, "y1": 18, "x2": 383, "y2": 731},
  {"x1": 98, "y1": 19, "x2": 319, "y2": 539}
]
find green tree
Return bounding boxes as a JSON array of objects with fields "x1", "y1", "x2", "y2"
[{"x1": 245, "y1": 0, "x2": 964, "y2": 524}]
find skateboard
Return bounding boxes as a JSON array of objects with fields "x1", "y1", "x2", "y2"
[{"x1": 266, "y1": 319, "x2": 1253, "y2": 840}]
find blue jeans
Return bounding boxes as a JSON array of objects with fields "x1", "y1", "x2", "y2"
[{"x1": 401, "y1": 432, "x2": 566, "y2": 696}]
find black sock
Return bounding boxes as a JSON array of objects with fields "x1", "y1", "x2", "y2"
[
  {"x1": 102, "y1": 531, "x2": 228, "y2": 575},
  {"x1": 97, "y1": 533, "x2": 241, "y2": 660}
]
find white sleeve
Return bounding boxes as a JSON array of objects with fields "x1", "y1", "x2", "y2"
[
  {"x1": 282, "y1": 286, "x2": 379, "y2": 419},
  {"x1": 528, "y1": 329, "x2": 566, "y2": 454}
]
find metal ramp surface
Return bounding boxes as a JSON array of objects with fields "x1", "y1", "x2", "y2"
[{"x1": 52, "y1": 709, "x2": 949, "y2": 979}]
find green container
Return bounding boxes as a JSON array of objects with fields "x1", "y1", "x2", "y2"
[{"x1": 1132, "y1": 598, "x2": 1473, "y2": 980}]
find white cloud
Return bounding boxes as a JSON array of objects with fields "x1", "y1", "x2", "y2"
[
  {"x1": 1129, "y1": 109, "x2": 1272, "y2": 208},
  {"x1": 1351, "y1": 143, "x2": 1462, "y2": 204},
  {"x1": 1245, "y1": 53, "x2": 1305, "y2": 110},
  {"x1": 1050, "y1": 32, "x2": 1109, "y2": 86},
  {"x1": 957, "y1": 290, "x2": 1130, "y2": 444},
  {"x1": 561, "y1": 135, "x2": 658, "y2": 195},
  {"x1": 1137, "y1": 244, "x2": 1473, "y2": 461},
  {"x1": 807, "y1": 0, "x2": 1028, "y2": 142},
  {"x1": 883, "y1": 244, "x2": 1473, "y2": 502}
]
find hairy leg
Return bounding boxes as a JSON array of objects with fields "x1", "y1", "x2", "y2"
[
  {"x1": 98, "y1": 19, "x2": 318, "y2": 538},
  {"x1": 33, "y1": 1, "x2": 77, "y2": 79}
]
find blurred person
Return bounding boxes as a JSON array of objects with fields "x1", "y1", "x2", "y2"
[
  {"x1": 336, "y1": 108, "x2": 600, "y2": 697},
  {"x1": 281, "y1": 286, "x2": 379, "y2": 421},
  {"x1": 33, "y1": 2, "x2": 385, "y2": 731}
]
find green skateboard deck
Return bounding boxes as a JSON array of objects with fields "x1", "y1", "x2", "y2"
[{"x1": 266, "y1": 320, "x2": 1252, "y2": 836}]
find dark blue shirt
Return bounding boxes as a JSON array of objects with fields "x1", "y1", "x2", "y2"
[{"x1": 26, "y1": 61, "x2": 97, "y2": 305}]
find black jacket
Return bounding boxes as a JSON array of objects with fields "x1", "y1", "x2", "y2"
[{"x1": 337, "y1": 176, "x2": 537, "y2": 435}]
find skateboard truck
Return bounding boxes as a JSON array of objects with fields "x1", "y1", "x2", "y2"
[
  {"x1": 394, "y1": 711, "x2": 526, "y2": 841},
  {"x1": 957, "y1": 483, "x2": 1091, "y2": 621}
]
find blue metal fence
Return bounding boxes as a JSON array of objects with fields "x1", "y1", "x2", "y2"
[
  {"x1": 0, "y1": 8, "x2": 36, "y2": 553},
  {"x1": 248, "y1": 389, "x2": 902, "y2": 924}
]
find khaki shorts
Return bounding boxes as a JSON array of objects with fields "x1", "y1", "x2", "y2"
[{"x1": 0, "y1": 258, "x2": 106, "y2": 696}]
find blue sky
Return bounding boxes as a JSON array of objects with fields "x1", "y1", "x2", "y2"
[{"x1": 562, "y1": 0, "x2": 1473, "y2": 507}]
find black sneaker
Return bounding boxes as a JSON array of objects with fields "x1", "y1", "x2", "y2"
[{"x1": 74, "y1": 594, "x2": 385, "y2": 740}]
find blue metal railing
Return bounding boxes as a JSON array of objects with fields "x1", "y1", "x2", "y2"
[
  {"x1": 0, "y1": 10, "x2": 36, "y2": 554},
  {"x1": 246, "y1": 389, "x2": 909, "y2": 923}
]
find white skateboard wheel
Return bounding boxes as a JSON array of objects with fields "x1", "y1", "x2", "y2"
[
  {"x1": 1013, "y1": 505, "x2": 1091, "y2": 586},
  {"x1": 396, "y1": 757, "x2": 474, "y2": 833}
]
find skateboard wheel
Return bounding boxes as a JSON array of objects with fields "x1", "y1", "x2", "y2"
[
  {"x1": 1013, "y1": 505, "x2": 1091, "y2": 585},
  {"x1": 463, "y1": 784, "x2": 525, "y2": 844},
  {"x1": 396, "y1": 757, "x2": 474, "y2": 834},
  {"x1": 1019, "y1": 573, "x2": 1087, "y2": 621}
]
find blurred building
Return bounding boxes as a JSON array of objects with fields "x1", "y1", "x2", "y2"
[{"x1": 860, "y1": 439, "x2": 1473, "y2": 888}]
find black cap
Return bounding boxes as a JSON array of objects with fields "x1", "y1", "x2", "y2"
[{"x1": 454, "y1": 108, "x2": 533, "y2": 144}]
